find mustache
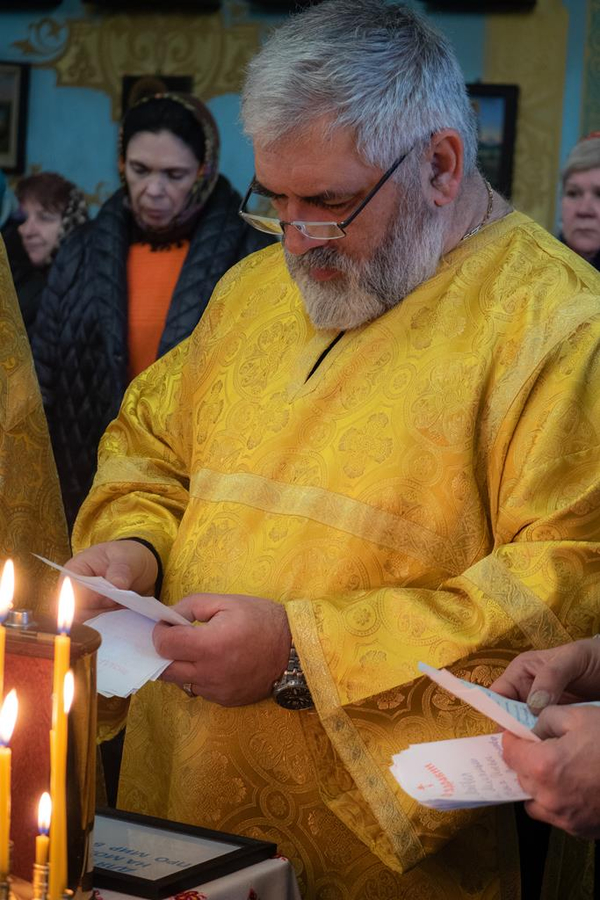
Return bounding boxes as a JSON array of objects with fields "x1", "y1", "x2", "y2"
[{"x1": 284, "y1": 244, "x2": 356, "y2": 276}]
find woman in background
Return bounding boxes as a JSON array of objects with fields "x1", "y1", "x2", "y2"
[
  {"x1": 4, "y1": 172, "x2": 87, "y2": 335},
  {"x1": 33, "y1": 93, "x2": 273, "y2": 529},
  {"x1": 560, "y1": 133, "x2": 600, "y2": 270}
]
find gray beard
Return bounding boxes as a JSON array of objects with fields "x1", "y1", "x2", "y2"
[{"x1": 284, "y1": 191, "x2": 446, "y2": 330}]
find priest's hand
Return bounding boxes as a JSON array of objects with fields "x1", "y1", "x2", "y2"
[
  {"x1": 66, "y1": 540, "x2": 159, "y2": 622},
  {"x1": 490, "y1": 638, "x2": 600, "y2": 714},
  {"x1": 501, "y1": 705, "x2": 600, "y2": 839},
  {"x1": 153, "y1": 593, "x2": 292, "y2": 706}
]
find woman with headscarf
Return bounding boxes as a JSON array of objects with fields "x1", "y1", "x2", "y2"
[
  {"x1": 4, "y1": 172, "x2": 88, "y2": 336},
  {"x1": 33, "y1": 93, "x2": 273, "y2": 529}
]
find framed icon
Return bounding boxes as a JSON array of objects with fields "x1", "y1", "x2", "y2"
[
  {"x1": 467, "y1": 83, "x2": 519, "y2": 198},
  {"x1": 0, "y1": 62, "x2": 30, "y2": 174},
  {"x1": 121, "y1": 75, "x2": 195, "y2": 117},
  {"x1": 93, "y1": 808, "x2": 277, "y2": 899}
]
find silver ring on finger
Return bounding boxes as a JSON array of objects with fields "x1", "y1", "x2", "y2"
[{"x1": 182, "y1": 682, "x2": 197, "y2": 699}]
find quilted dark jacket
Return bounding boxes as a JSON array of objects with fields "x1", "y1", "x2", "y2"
[{"x1": 32, "y1": 176, "x2": 274, "y2": 529}]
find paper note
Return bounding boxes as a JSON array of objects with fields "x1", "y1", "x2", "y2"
[
  {"x1": 86, "y1": 609, "x2": 172, "y2": 698},
  {"x1": 34, "y1": 554, "x2": 190, "y2": 626},
  {"x1": 390, "y1": 732, "x2": 532, "y2": 809},
  {"x1": 418, "y1": 661, "x2": 541, "y2": 741}
]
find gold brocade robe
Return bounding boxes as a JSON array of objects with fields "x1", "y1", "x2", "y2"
[
  {"x1": 75, "y1": 213, "x2": 600, "y2": 899},
  {"x1": 0, "y1": 239, "x2": 68, "y2": 606}
]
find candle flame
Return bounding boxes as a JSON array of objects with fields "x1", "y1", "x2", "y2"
[
  {"x1": 38, "y1": 792, "x2": 51, "y2": 834},
  {"x1": 57, "y1": 577, "x2": 75, "y2": 634},
  {"x1": 0, "y1": 689, "x2": 18, "y2": 745},
  {"x1": 63, "y1": 670, "x2": 74, "y2": 714},
  {"x1": 0, "y1": 559, "x2": 14, "y2": 620}
]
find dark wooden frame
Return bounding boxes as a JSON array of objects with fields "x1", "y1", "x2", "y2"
[
  {"x1": 0, "y1": 2, "x2": 61, "y2": 8},
  {"x1": 121, "y1": 74, "x2": 195, "y2": 117},
  {"x1": 466, "y1": 83, "x2": 519, "y2": 198},
  {"x1": 0, "y1": 61, "x2": 29, "y2": 174},
  {"x1": 427, "y1": 1, "x2": 536, "y2": 10},
  {"x1": 93, "y1": 807, "x2": 277, "y2": 899}
]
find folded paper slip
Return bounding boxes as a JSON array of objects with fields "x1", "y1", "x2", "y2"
[
  {"x1": 390, "y1": 732, "x2": 532, "y2": 809},
  {"x1": 86, "y1": 609, "x2": 172, "y2": 698}
]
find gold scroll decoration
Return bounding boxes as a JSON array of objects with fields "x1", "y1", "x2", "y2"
[
  {"x1": 12, "y1": 10, "x2": 261, "y2": 120},
  {"x1": 484, "y1": 0, "x2": 569, "y2": 231}
]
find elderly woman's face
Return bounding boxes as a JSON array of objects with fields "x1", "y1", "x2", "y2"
[
  {"x1": 17, "y1": 199, "x2": 62, "y2": 267},
  {"x1": 124, "y1": 130, "x2": 200, "y2": 231},
  {"x1": 562, "y1": 168, "x2": 600, "y2": 261}
]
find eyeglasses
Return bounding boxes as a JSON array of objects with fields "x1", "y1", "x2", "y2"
[{"x1": 238, "y1": 146, "x2": 413, "y2": 241}]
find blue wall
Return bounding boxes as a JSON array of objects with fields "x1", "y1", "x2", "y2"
[{"x1": 0, "y1": 0, "x2": 587, "y2": 218}]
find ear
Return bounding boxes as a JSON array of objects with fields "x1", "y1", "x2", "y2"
[{"x1": 425, "y1": 129, "x2": 464, "y2": 207}]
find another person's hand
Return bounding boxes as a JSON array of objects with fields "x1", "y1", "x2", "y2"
[
  {"x1": 502, "y1": 705, "x2": 600, "y2": 839},
  {"x1": 490, "y1": 638, "x2": 600, "y2": 713},
  {"x1": 66, "y1": 540, "x2": 158, "y2": 622},
  {"x1": 153, "y1": 593, "x2": 291, "y2": 707}
]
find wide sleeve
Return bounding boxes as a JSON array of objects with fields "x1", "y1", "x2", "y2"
[
  {"x1": 287, "y1": 317, "x2": 600, "y2": 873},
  {"x1": 72, "y1": 339, "x2": 193, "y2": 743},
  {"x1": 0, "y1": 238, "x2": 69, "y2": 610},
  {"x1": 72, "y1": 337, "x2": 193, "y2": 568}
]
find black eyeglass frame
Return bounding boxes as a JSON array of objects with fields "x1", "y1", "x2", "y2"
[{"x1": 238, "y1": 145, "x2": 414, "y2": 240}]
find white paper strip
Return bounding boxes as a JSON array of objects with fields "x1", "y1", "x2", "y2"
[
  {"x1": 418, "y1": 661, "x2": 541, "y2": 741},
  {"x1": 34, "y1": 554, "x2": 190, "y2": 626}
]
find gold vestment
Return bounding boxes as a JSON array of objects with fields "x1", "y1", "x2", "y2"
[
  {"x1": 75, "y1": 213, "x2": 600, "y2": 898},
  {"x1": 0, "y1": 239, "x2": 68, "y2": 607}
]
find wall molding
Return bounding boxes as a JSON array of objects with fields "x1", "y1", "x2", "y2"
[{"x1": 12, "y1": 10, "x2": 261, "y2": 119}]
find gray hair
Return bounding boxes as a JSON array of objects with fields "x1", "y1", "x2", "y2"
[
  {"x1": 562, "y1": 137, "x2": 600, "y2": 187},
  {"x1": 241, "y1": 0, "x2": 478, "y2": 175}
]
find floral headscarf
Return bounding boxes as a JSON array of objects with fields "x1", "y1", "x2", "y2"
[
  {"x1": 119, "y1": 92, "x2": 221, "y2": 247},
  {"x1": 15, "y1": 171, "x2": 88, "y2": 260}
]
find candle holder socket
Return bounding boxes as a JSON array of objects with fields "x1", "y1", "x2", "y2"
[{"x1": 32, "y1": 863, "x2": 48, "y2": 900}]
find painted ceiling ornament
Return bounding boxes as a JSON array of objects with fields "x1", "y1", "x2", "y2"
[{"x1": 12, "y1": 8, "x2": 262, "y2": 120}]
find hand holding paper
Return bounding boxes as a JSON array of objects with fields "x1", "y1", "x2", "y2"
[
  {"x1": 36, "y1": 554, "x2": 192, "y2": 698},
  {"x1": 37, "y1": 539, "x2": 160, "y2": 623},
  {"x1": 390, "y1": 661, "x2": 600, "y2": 810}
]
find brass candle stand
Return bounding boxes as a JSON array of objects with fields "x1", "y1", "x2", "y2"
[
  {"x1": 7, "y1": 869, "x2": 74, "y2": 900},
  {"x1": 32, "y1": 862, "x2": 49, "y2": 900}
]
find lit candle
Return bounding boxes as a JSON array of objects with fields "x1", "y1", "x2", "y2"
[
  {"x1": 49, "y1": 579, "x2": 74, "y2": 900},
  {"x1": 52, "y1": 578, "x2": 74, "y2": 723},
  {"x1": 36, "y1": 792, "x2": 51, "y2": 867},
  {"x1": 50, "y1": 672, "x2": 74, "y2": 898},
  {"x1": 0, "y1": 560, "x2": 14, "y2": 702},
  {"x1": 0, "y1": 690, "x2": 18, "y2": 881}
]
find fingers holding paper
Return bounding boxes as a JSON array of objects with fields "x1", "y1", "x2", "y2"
[
  {"x1": 153, "y1": 592, "x2": 291, "y2": 707},
  {"x1": 502, "y1": 705, "x2": 600, "y2": 839},
  {"x1": 490, "y1": 638, "x2": 600, "y2": 713},
  {"x1": 66, "y1": 539, "x2": 158, "y2": 622}
]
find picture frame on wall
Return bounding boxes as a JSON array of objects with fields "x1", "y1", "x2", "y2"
[
  {"x1": 121, "y1": 74, "x2": 194, "y2": 117},
  {"x1": 93, "y1": 807, "x2": 277, "y2": 899},
  {"x1": 467, "y1": 83, "x2": 519, "y2": 198},
  {"x1": 0, "y1": 62, "x2": 30, "y2": 174},
  {"x1": 427, "y1": 1, "x2": 536, "y2": 10}
]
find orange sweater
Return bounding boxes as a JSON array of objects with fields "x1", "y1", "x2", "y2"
[{"x1": 127, "y1": 241, "x2": 189, "y2": 380}]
